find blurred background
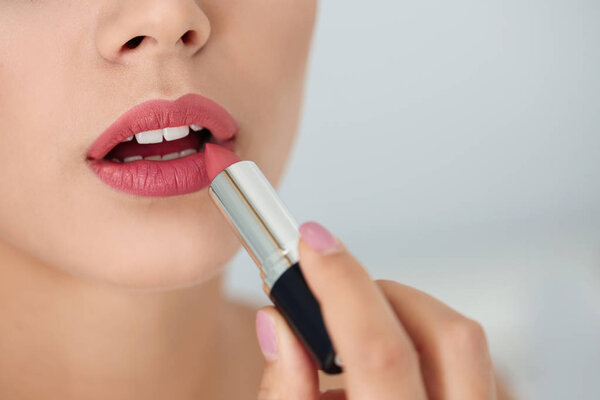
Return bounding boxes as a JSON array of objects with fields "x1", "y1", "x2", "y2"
[{"x1": 225, "y1": 0, "x2": 600, "y2": 398}]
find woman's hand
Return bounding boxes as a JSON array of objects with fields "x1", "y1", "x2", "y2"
[{"x1": 256, "y1": 222, "x2": 499, "y2": 400}]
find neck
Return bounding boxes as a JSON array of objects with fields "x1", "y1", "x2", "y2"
[{"x1": 0, "y1": 240, "x2": 228, "y2": 399}]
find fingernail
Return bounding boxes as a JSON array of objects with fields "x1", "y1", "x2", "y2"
[
  {"x1": 299, "y1": 221, "x2": 342, "y2": 255},
  {"x1": 256, "y1": 311, "x2": 278, "y2": 362}
]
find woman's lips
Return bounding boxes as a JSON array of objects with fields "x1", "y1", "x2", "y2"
[
  {"x1": 87, "y1": 93, "x2": 239, "y2": 197},
  {"x1": 89, "y1": 140, "x2": 236, "y2": 197}
]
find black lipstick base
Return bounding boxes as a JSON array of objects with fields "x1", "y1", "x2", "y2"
[{"x1": 269, "y1": 263, "x2": 342, "y2": 375}]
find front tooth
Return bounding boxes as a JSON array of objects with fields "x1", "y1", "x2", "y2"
[
  {"x1": 190, "y1": 124, "x2": 203, "y2": 132},
  {"x1": 135, "y1": 129, "x2": 163, "y2": 144},
  {"x1": 179, "y1": 148, "x2": 197, "y2": 157},
  {"x1": 162, "y1": 152, "x2": 180, "y2": 161},
  {"x1": 123, "y1": 155, "x2": 143, "y2": 163},
  {"x1": 144, "y1": 155, "x2": 162, "y2": 161},
  {"x1": 163, "y1": 126, "x2": 189, "y2": 141},
  {"x1": 122, "y1": 136, "x2": 134, "y2": 142}
]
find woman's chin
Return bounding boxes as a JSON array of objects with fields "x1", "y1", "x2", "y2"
[{"x1": 55, "y1": 233, "x2": 242, "y2": 291}]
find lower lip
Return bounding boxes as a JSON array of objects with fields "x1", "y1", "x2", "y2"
[{"x1": 88, "y1": 140, "x2": 236, "y2": 197}]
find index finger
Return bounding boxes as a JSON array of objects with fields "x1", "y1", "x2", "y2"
[{"x1": 297, "y1": 222, "x2": 427, "y2": 400}]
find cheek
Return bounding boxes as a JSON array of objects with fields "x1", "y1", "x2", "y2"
[
  {"x1": 208, "y1": 0, "x2": 317, "y2": 186},
  {"x1": 0, "y1": 9, "x2": 72, "y2": 247},
  {"x1": 217, "y1": 0, "x2": 317, "y2": 85},
  {"x1": 0, "y1": 4, "x2": 89, "y2": 243},
  {"x1": 0, "y1": 3, "x2": 91, "y2": 202}
]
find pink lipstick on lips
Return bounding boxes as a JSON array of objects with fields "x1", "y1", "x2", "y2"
[
  {"x1": 206, "y1": 143, "x2": 342, "y2": 375},
  {"x1": 87, "y1": 93, "x2": 238, "y2": 197}
]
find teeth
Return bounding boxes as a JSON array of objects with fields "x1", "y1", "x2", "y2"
[
  {"x1": 179, "y1": 148, "x2": 197, "y2": 157},
  {"x1": 113, "y1": 148, "x2": 199, "y2": 163},
  {"x1": 163, "y1": 126, "x2": 190, "y2": 141},
  {"x1": 123, "y1": 155, "x2": 143, "y2": 163},
  {"x1": 135, "y1": 129, "x2": 163, "y2": 144},
  {"x1": 161, "y1": 152, "x2": 180, "y2": 161},
  {"x1": 128, "y1": 125, "x2": 206, "y2": 144}
]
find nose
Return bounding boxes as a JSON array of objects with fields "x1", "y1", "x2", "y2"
[{"x1": 96, "y1": 0, "x2": 211, "y2": 63}]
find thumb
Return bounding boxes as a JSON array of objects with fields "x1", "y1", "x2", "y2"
[{"x1": 256, "y1": 306, "x2": 320, "y2": 400}]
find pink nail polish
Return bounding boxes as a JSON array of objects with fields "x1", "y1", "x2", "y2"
[
  {"x1": 299, "y1": 221, "x2": 342, "y2": 255},
  {"x1": 256, "y1": 311, "x2": 278, "y2": 362}
]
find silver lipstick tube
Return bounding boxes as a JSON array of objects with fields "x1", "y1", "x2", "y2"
[
  {"x1": 208, "y1": 160, "x2": 342, "y2": 374},
  {"x1": 209, "y1": 161, "x2": 300, "y2": 290}
]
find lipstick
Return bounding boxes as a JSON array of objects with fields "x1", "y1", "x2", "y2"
[
  {"x1": 86, "y1": 94, "x2": 238, "y2": 197},
  {"x1": 205, "y1": 144, "x2": 342, "y2": 375}
]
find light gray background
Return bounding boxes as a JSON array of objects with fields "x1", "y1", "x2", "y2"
[{"x1": 225, "y1": 1, "x2": 600, "y2": 398}]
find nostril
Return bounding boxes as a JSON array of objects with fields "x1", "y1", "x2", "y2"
[
  {"x1": 123, "y1": 36, "x2": 145, "y2": 50},
  {"x1": 180, "y1": 30, "x2": 197, "y2": 46}
]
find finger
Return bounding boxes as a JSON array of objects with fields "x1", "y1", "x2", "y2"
[
  {"x1": 256, "y1": 306, "x2": 320, "y2": 400},
  {"x1": 377, "y1": 280, "x2": 496, "y2": 400},
  {"x1": 298, "y1": 222, "x2": 427, "y2": 400}
]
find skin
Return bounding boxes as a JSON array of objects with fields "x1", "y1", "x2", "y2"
[
  {"x1": 0, "y1": 1, "x2": 512, "y2": 399},
  {"x1": 259, "y1": 233, "x2": 515, "y2": 399}
]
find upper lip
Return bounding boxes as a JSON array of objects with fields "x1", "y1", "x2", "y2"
[{"x1": 87, "y1": 93, "x2": 239, "y2": 160}]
